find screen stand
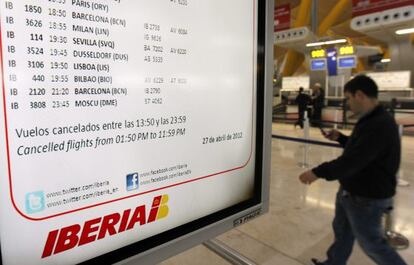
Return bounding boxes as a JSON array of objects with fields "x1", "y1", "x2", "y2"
[{"x1": 203, "y1": 239, "x2": 257, "y2": 265}]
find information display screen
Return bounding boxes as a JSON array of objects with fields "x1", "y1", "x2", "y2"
[
  {"x1": 0, "y1": 0, "x2": 268, "y2": 264},
  {"x1": 338, "y1": 56, "x2": 356, "y2": 69},
  {"x1": 310, "y1": 59, "x2": 327, "y2": 71}
]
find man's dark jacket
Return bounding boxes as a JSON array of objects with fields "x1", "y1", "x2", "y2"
[{"x1": 312, "y1": 105, "x2": 400, "y2": 199}]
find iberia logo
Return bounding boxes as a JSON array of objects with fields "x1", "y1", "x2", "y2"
[{"x1": 42, "y1": 195, "x2": 169, "y2": 258}]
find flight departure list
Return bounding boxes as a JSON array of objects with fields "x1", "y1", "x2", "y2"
[{"x1": 0, "y1": 1, "x2": 257, "y2": 264}]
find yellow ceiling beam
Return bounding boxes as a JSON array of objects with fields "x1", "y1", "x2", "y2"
[
  {"x1": 302, "y1": 59, "x2": 309, "y2": 71},
  {"x1": 282, "y1": 52, "x2": 306, "y2": 76},
  {"x1": 383, "y1": 48, "x2": 390, "y2": 59},
  {"x1": 318, "y1": 0, "x2": 349, "y2": 35},
  {"x1": 356, "y1": 58, "x2": 365, "y2": 72},
  {"x1": 282, "y1": 0, "x2": 311, "y2": 76},
  {"x1": 294, "y1": 0, "x2": 312, "y2": 27}
]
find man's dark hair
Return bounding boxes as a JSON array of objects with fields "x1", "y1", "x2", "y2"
[
  {"x1": 344, "y1": 75, "x2": 378, "y2": 98},
  {"x1": 299, "y1": 87, "x2": 304, "y2": 92}
]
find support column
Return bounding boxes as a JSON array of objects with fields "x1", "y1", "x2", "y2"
[{"x1": 282, "y1": 0, "x2": 311, "y2": 76}]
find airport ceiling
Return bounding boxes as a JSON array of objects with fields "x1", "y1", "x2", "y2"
[{"x1": 274, "y1": 0, "x2": 387, "y2": 63}]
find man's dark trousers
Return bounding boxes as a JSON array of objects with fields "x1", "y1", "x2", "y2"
[{"x1": 320, "y1": 189, "x2": 407, "y2": 265}]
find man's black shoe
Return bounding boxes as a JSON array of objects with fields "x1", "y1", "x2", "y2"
[{"x1": 311, "y1": 258, "x2": 324, "y2": 265}]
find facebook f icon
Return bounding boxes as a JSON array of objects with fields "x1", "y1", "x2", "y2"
[{"x1": 126, "y1": 173, "x2": 139, "y2": 191}]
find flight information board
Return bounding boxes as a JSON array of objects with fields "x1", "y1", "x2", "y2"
[{"x1": 0, "y1": 0, "x2": 270, "y2": 264}]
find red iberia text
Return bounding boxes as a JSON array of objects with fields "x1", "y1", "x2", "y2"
[{"x1": 42, "y1": 194, "x2": 169, "y2": 258}]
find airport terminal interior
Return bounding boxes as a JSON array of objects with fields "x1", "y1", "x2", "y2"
[
  {"x1": 162, "y1": 0, "x2": 414, "y2": 264},
  {"x1": 1, "y1": 1, "x2": 414, "y2": 265}
]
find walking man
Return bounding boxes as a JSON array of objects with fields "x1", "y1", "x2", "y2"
[{"x1": 299, "y1": 75, "x2": 407, "y2": 265}]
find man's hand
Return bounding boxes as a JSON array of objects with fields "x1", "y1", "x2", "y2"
[
  {"x1": 299, "y1": 170, "x2": 319, "y2": 185},
  {"x1": 322, "y1": 129, "x2": 340, "y2": 141}
]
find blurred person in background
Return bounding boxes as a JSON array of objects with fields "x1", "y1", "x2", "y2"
[
  {"x1": 294, "y1": 87, "x2": 311, "y2": 129},
  {"x1": 311, "y1": 83, "x2": 325, "y2": 127}
]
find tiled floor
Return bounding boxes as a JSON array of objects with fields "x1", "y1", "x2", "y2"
[{"x1": 161, "y1": 123, "x2": 414, "y2": 265}]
